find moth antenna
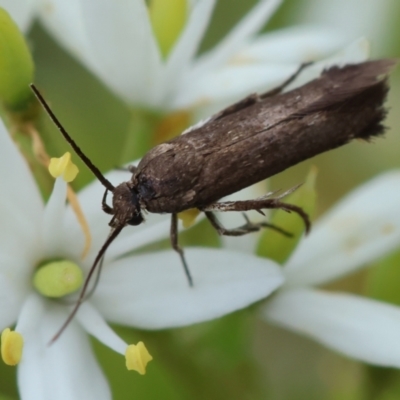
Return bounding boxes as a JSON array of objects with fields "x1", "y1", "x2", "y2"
[
  {"x1": 30, "y1": 84, "x2": 115, "y2": 192},
  {"x1": 84, "y1": 255, "x2": 106, "y2": 301},
  {"x1": 49, "y1": 225, "x2": 124, "y2": 344}
]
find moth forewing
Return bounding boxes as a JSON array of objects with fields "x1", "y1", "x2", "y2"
[{"x1": 132, "y1": 60, "x2": 395, "y2": 213}]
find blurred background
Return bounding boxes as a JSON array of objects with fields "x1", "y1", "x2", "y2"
[{"x1": 1, "y1": 0, "x2": 400, "y2": 399}]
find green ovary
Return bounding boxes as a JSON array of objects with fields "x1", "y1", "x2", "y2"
[{"x1": 33, "y1": 260, "x2": 83, "y2": 298}]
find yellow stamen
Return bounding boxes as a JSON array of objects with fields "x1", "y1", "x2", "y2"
[
  {"x1": 1, "y1": 328, "x2": 23, "y2": 366},
  {"x1": 33, "y1": 260, "x2": 83, "y2": 298},
  {"x1": 49, "y1": 152, "x2": 79, "y2": 182},
  {"x1": 66, "y1": 185, "x2": 92, "y2": 258},
  {"x1": 125, "y1": 342, "x2": 153, "y2": 375},
  {"x1": 178, "y1": 208, "x2": 200, "y2": 228},
  {"x1": 28, "y1": 121, "x2": 50, "y2": 166},
  {"x1": 23, "y1": 124, "x2": 92, "y2": 258}
]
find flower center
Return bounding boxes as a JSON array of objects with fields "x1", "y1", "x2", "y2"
[{"x1": 33, "y1": 260, "x2": 83, "y2": 298}]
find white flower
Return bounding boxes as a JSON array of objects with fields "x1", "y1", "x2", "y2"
[
  {"x1": 1, "y1": 0, "x2": 346, "y2": 116},
  {"x1": 294, "y1": 0, "x2": 395, "y2": 55},
  {"x1": 0, "y1": 118, "x2": 285, "y2": 400},
  {"x1": 261, "y1": 171, "x2": 400, "y2": 367}
]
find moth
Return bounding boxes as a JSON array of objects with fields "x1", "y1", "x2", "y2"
[{"x1": 31, "y1": 59, "x2": 395, "y2": 340}]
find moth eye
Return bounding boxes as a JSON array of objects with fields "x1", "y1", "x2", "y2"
[{"x1": 128, "y1": 213, "x2": 143, "y2": 226}]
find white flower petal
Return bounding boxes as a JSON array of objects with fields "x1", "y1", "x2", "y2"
[
  {"x1": 41, "y1": 178, "x2": 68, "y2": 258},
  {"x1": 173, "y1": 62, "x2": 297, "y2": 109},
  {"x1": 38, "y1": 0, "x2": 91, "y2": 63},
  {"x1": 15, "y1": 293, "x2": 45, "y2": 335},
  {"x1": 17, "y1": 295, "x2": 111, "y2": 400},
  {"x1": 296, "y1": 0, "x2": 394, "y2": 52},
  {"x1": 284, "y1": 37, "x2": 370, "y2": 91},
  {"x1": 0, "y1": 255, "x2": 32, "y2": 330},
  {"x1": 0, "y1": 257, "x2": 29, "y2": 330},
  {"x1": 105, "y1": 218, "x2": 171, "y2": 260},
  {"x1": 263, "y1": 288, "x2": 400, "y2": 367},
  {"x1": 93, "y1": 248, "x2": 284, "y2": 329},
  {"x1": 79, "y1": 0, "x2": 162, "y2": 105},
  {"x1": 176, "y1": 37, "x2": 369, "y2": 113},
  {"x1": 77, "y1": 303, "x2": 126, "y2": 355},
  {"x1": 0, "y1": 119, "x2": 43, "y2": 261},
  {"x1": 284, "y1": 171, "x2": 400, "y2": 287},
  {"x1": 0, "y1": 0, "x2": 36, "y2": 31},
  {"x1": 189, "y1": 0, "x2": 282, "y2": 80},
  {"x1": 161, "y1": 0, "x2": 216, "y2": 106},
  {"x1": 238, "y1": 25, "x2": 345, "y2": 63},
  {"x1": 106, "y1": 208, "x2": 205, "y2": 260}
]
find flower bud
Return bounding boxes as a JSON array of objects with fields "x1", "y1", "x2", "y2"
[{"x1": 0, "y1": 8, "x2": 35, "y2": 115}]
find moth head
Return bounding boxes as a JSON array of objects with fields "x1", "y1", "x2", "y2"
[{"x1": 111, "y1": 182, "x2": 143, "y2": 227}]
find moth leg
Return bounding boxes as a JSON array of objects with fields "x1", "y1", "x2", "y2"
[
  {"x1": 171, "y1": 213, "x2": 193, "y2": 287},
  {"x1": 102, "y1": 189, "x2": 114, "y2": 215},
  {"x1": 261, "y1": 62, "x2": 313, "y2": 98},
  {"x1": 113, "y1": 165, "x2": 138, "y2": 173},
  {"x1": 205, "y1": 211, "x2": 292, "y2": 237},
  {"x1": 201, "y1": 190, "x2": 311, "y2": 234}
]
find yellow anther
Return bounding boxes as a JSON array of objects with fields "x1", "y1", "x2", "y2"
[
  {"x1": 125, "y1": 342, "x2": 153, "y2": 375},
  {"x1": 178, "y1": 208, "x2": 200, "y2": 228},
  {"x1": 48, "y1": 152, "x2": 79, "y2": 182},
  {"x1": 23, "y1": 125, "x2": 91, "y2": 259},
  {"x1": 33, "y1": 260, "x2": 83, "y2": 298},
  {"x1": 148, "y1": 0, "x2": 187, "y2": 58},
  {"x1": 1, "y1": 328, "x2": 23, "y2": 366}
]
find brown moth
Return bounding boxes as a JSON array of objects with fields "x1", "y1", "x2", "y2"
[{"x1": 31, "y1": 59, "x2": 395, "y2": 340}]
